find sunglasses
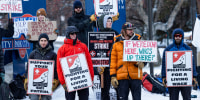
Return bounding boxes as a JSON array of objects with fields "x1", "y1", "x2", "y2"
[
  {"x1": 174, "y1": 34, "x2": 182, "y2": 37},
  {"x1": 75, "y1": 6, "x2": 82, "y2": 9},
  {"x1": 69, "y1": 32, "x2": 77, "y2": 35}
]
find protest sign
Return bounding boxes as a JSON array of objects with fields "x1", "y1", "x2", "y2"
[
  {"x1": 27, "y1": 21, "x2": 57, "y2": 41},
  {"x1": 59, "y1": 53, "x2": 93, "y2": 92},
  {"x1": 94, "y1": 0, "x2": 118, "y2": 16},
  {"x1": 92, "y1": 75, "x2": 117, "y2": 100},
  {"x1": 88, "y1": 32, "x2": 114, "y2": 67},
  {"x1": 123, "y1": 40, "x2": 157, "y2": 62},
  {"x1": 0, "y1": 0, "x2": 22, "y2": 13},
  {"x1": 27, "y1": 59, "x2": 54, "y2": 95},
  {"x1": 13, "y1": 17, "x2": 37, "y2": 38},
  {"x1": 166, "y1": 51, "x2": 193, "y2": 87}
]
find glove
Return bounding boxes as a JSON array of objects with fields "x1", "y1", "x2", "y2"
[
  {"x1": 97, "y1": 67, "x2": 105, "y2": 75},
  {"x1": 62, "y1": 84, "x2": 68, "y2": 92},
  {"x1": 136, "y1": 62, "x2": 144, "y2": 69},
  {"x1": 52, "y1": 79, "x2": 60, "y2": 91},
  {"x1": 24, "y1": 78, "x2": 28, "y2": 91},
  {"x1": 193, "y1": 78, "x2": 198, "y2": 87},
  {"x1": 90, "y1": 14, "x2": 97, "y2": 22},
  {"x1": 162, "y1": 78, "x2": 167, "y2": 87},
  {"x1": 53, "y1": 28, "x2": 59, "y2": 34},
  {"x1": 111, "y1": 77, "x2": 118, "y2": 88},
  {"x1": 112, "y1": 12, "x2": 119, "y2": 22}
]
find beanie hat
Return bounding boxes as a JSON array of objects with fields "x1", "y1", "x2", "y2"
[
  {"x1": 103, "y1": 15, "x2": 112, "y2": 28},
  {"x1": 73, "y1": 0, "x2": 82, "y2": 9},
  {"x1": 66, "y1": 26, "x2": 79, "y2": 38},
  {"x1": 38, "y1": 33, "x2": 49, "y2": 41},
  {"x1": 36, "y1": 8, "x2": 47, "y2": 17},
  {"x1": 122, "y1": 22, "x2": 134, "y2": 29}
]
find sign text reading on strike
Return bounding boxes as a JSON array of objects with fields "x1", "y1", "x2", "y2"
[{"x1": 125, "y1": 41, "x2": 157, "y2": 48}]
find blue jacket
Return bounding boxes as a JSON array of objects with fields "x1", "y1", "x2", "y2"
[{"x1": 161, "y1": 28, "x2": 197, "y2": 78}]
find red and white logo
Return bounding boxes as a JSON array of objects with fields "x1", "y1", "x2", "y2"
[
  {"x1": 173, "y1": 52, "x2": 185, "y2": 65},
  {"x1": 67, "y1": 56, "x2": 81, "y2": 69},
  {"x1": 33, "y1": 68, "x2": 48, "y2": 83}
]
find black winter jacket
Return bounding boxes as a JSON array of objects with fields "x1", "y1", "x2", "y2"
[
  {"x1": 0, "y1": 20, "x2": 14, "y2": 73},
  {"x1": 67, "y1": 10, "x2": 94, "y2": 46},
  {"x1": 27, "y1": 45, "x2": 58, "y2": 79}
]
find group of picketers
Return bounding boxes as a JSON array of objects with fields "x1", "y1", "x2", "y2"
[{"x1": 0, "y1": 0, "x2": 199, "y2": 100}]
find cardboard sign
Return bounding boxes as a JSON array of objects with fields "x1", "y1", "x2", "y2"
[
  {"x1": 166, "y1": 51, "x2": 193, "y2": 87},
  {"x1": 27, "y1": 59, "x2": 54, "y2": 95},
  {"x1": 59, "y1": 53, "x2": 93, "y2": 92},
  {"x1": 88, "y1": 32, "x2": 114, "y2": 67},
  {"x1": 92, "y1": 75, "x2": 117, "y2": 100},
  {"x1": 94, "y1": 0, "x2": 118, "y2": 16},
  {"x1": 27, "y1": 21, "x2": 57, "y2": 41},
  {"x1": 13, "y1": 17, "x2": 37, "y2": 38},
  {"x1": 0, "y1": 0, "x2": 22, "y2": 13},
  {"x1": 123, "y1": 40, "x2": 157, "y2": 62}
]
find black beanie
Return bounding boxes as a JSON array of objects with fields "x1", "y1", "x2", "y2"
[
  {"x1": 73, "y1": 0, "x2": 82, "y2": 9},
  {"x1": 38, "y1": 33, "x2": 49, "y2": 41}
]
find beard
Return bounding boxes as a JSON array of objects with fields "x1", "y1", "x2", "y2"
[{"x1": 175, "y1": 39, "x2": 182, "y2": 45}]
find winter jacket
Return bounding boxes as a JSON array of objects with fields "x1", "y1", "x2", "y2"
[
  {"x1": 0, "y1": 20, "x2": 14, "y2": 73},
  {"x1": 28, "y1": 44, "x2": 58, "y2": 79},
  {"x1": 161, "y1": 28, "x2": 197, "y2": 78},
  {"x1": 110, "y1": 33, "x2": 145, "y2": 80},
  {"x1": 67, "y1": 10, "x2": 94, "y2": 46},
  {"x1": 57, "y1": 38, "x2": 94, "y2": 85}
]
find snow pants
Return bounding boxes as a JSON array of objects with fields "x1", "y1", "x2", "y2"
[
  {"x1": 65, "y1": 88, "x2": 89, "y2": 100},
  {"x1": 168, "y1": 87, "x2": 191, "y2": 100},
  {"x1": 117, "y1": 79, "x2": 142, "y2": 100}
]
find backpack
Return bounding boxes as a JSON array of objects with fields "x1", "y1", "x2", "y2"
[
  {"x1": 9, "y1": 74, "x2": 26, "y2": 99},
  {"x1": 0, "y1": 82, "x2": 14, "y2": 100},
  {"x1": 142, "y1": 73, "x2": 166, "y2": 94}
]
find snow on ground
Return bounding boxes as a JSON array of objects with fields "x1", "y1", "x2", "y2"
[
  {"x1": 22, "y1": 65, "x2": 200, "y2": 100},
  {"x1": 21, "y1": 36, "x2": 200, "y2": 100}
]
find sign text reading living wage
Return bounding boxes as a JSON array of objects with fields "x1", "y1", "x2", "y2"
[
  {"x1": 27, "y1": 59, "x2": 54, "y2": 95},
  {"x1": 166, "y1": 51, "x2": 193, "y2": 87},
  {"x1": 59, "y1": 53, "x2": 93, "y2": 92},
  {"x1": 123, "y1": 40, "x2": 157, "y2": 62},
  {"x1": 0, "y1": 0, "x2": 22, "y2": 13}
]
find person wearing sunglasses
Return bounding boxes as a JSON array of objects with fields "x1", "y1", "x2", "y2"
[
  {"x1": 67, "y1": 0, "x2": 97, "y2": 46},
  {"x1": 161, "y1": 28, "x2": 197, "y2": 100},
  {"x1": 57, "y1": 26, "x2": 94, "y2": 100}
]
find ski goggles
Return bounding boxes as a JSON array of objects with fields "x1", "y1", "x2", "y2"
[{"x1": 174, "y1": 34, "x2": 182, "y2": 38}]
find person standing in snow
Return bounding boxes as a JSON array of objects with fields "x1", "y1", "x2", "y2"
[
  {"x1": 24, "y1": 33, "x2": 57, "y2": 100},
  {"x1": 161, "y1": 28, "x2": 198, "y2": 100},
  {"x1": 57, "y1": 26, "x2": 94, "y2": 100},
  {"x1": 110, "y1": 22, "x2": 146, "y2": 100}
]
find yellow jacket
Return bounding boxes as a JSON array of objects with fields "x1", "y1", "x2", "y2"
[{"x1": 110, "y1": 33, "x2": 143, "y2": 80}]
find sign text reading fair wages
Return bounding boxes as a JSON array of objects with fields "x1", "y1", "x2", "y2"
[
  {"x1": 59, "y1": 53, "x2": 93, "y2": 92},
  {"x1": 27, "y1": 59, "x2": 54, "y2": 95},
  {"x1": 123, "y1": 40, "x2": 157, "y2": 62},
  {"x1": 166, "y1": 51, "x2": 193, "y2": 87},
  {"x1": 0, "y1": 0, "x2": 22, "y2": 13}
]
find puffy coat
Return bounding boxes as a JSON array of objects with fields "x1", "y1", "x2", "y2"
[
  {"x1": 110, "y1": 33, "x2": 144, "y2": 80},
  {"x1": 161, "y1": 28, "x2": 197, "y2": 78},
  {"x1": 0, "y1": 20, "x2": 14, "y2": 72},
  {"x1": 28, "y1": 44, "x2": 58, "y2": 79},
  {"x1": 57, "y1": 38, "x2": 94, "y2": 85},
  {"x1": 67, "y1": 10, "x2": 94, "y2": 46}
]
